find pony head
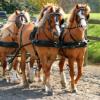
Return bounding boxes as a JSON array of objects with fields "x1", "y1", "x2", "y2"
[
  {"x1": 38, "y1": 4, "x2": 65, "y2": 40},
  {"x1": 8, "y1": 10, "x2": 30, "y2": 28},
  {"x1": 15, "y1": 10, "x2": 30, "y2": 28},
  {"x1": 68, "y1": 4, "x2": 91, "y2": 29},
  {"x1": 0, "y1": 10, "x2": 30, "y2": 39}
]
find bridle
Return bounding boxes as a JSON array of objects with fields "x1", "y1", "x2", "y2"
[
  {"x1": 15, "y1": 12, "x2": 28, "y2": 28},
  {"x1": 76, "y1": 8, "x2": 88, "y2": 28},
  {"x1": 61, "y1": 8, "x2": 89, "y2": 42},
  {"x1": 41, "y1": 12, "x2": 62, "y2": 41},
  {"x1": 6, "y1": 12, "x2": 28, "y2": 38}
]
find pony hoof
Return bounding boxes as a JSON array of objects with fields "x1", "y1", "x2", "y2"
[
  {"x1": 42, "y1": 88, "x2": 45, "y2": 92},
  {"x1": 47, "y1": 91, "x2": 53, "y2": 96},
  {"x1": 28, "y1": 79, "x2": 33, "y2": 83},
  {"x1": 61, "y1": 82, "x2": 66, "y2": 89},
  {"x1": 22, "y1": 82, "x2": 29, "y2": 88},
  {"x1": 72, "y1": 89, "x2": 77, "y2": 93},
  {"x1": 61, "y1": 85, "x2": 66, "y2": 89}
]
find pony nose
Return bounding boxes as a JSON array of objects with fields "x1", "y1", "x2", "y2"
[
  {"x1": 80, "y1": 19, "x2": 87, "y2": 29},
  {"x1": 52, "y1": 29, "x2": 60, "y2": 36},
  {"x1": 56, "y1": 26, "x2": 61, "y2": 36}
]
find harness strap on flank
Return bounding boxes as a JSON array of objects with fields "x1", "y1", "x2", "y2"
[{"x1": 29, "y1": 26, "x2": 40, "y2": 60}]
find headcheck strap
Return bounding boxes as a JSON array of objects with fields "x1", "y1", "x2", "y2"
[{"x1": 30, "y1": 26, "x2": 38, "y2": 40}]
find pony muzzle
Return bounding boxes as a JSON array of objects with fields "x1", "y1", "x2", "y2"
[
  {"x1": 55, "y1": 24, "x2": 61, "y2": 36},
  {"x1": 80, "y1": 18, "x2": 87, "y2": 29}
]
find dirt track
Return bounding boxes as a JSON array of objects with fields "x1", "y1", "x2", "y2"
[{"x1": 0, "y1": 62, "x2": 100, "y2": 100}]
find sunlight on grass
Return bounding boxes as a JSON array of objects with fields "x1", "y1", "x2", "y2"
[
  {"x1": 88, "y1": 24, "x2": 100, "y2": 36},
  {"x1": 88, "y1": 42, "x2": 100, "y2": 63},
  {"x1": 87, "y1": 13, "x2": 100, "y2": 63},
  {"x1": 90, "y1": 13, "x2": 100, "y2": 20}
]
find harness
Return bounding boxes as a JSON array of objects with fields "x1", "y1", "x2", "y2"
[
  {"x1": 8, "y1": 9, "x2": 89, "y2": 64},
  {"x1": 30, "y1": 24, "x2": 88, "y2": 48}
]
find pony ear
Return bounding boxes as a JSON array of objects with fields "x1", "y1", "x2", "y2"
[
  {"x1": 42, "y1": 5, "x2": 45, "y2": 9},
  {"x1": 15, "y1": 10, "x2": 20, "y2": 15},
  {"x1": 84, "y1": 3, "x2": 87, "y2": 7},
  {"x1": 76, "y1": 4, "x2": 79, "y2": 9},
  {"x1": 56, "y1": 8, "x2": 60, "y2": 13},
  {"x1": 48, "y1": 7, "x2": 53, "y2": 12},
  {"x1": 24, "y1": 9, "x2": 29, "y2": 12}
]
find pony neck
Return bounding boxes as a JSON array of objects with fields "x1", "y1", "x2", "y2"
[
  {"x1": 68, "y1": 19, "x2": 78, "y2": 28},
  {"x1": 65, "y1": 20, "x2": 86, "y2": 41},
  {"x1": 37, "y1": 22, "x2": 53, "y2": 40},
  {"x1": 0, "y1": 23, "x2": 19, "y2": 40}
]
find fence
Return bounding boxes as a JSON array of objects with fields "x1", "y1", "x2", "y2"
[
  {"x1": 88, "y1": 19, "x2": 100, "y2": 41},
  {"x1": 84, "y1": 19, "x2": 100, "y2": 65}
]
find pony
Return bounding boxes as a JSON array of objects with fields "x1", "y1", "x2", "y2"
[
  {"x1": 17, "y1": 4, "x2": 64, "y2": 95},
  {"x1": 0, "y1": 10, "x2": 30, "y2": 77},
  {"x1": 58, "y1": 4, "x2": 91, "y2": 93},
  {"x1": 33, "y1": 4, "x2": 65, "y2": 95}
]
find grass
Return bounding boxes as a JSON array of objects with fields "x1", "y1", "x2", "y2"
[
  {"x1": 88, "y1": 41, "x2": 100, "y2": 63},
  {"x1": 88, "y1": 24, "x2": 100, "y2": 36},
  {"x1": 87, "y1": 13, "x2": 100, "y2": 63},
  {"x1": 60, "y1": 13, "x2": 100, "y2": 63},
  {"x1": 90, "y1": 13, "x2": 100, "y2": 20}
]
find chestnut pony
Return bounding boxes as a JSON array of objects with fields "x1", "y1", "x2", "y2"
[
  {"x1": 34, "y1": 5, "x2": 64, "y2": 95},
  {"x1": 58, "y1": 4, "x2": 90, "y2": 93},
  {"x1": 18, "y1": 4, "x2": 64, "y2": 95},
  {"x1": 0, "y1": 10, "x2": 30, "y2": 76}
]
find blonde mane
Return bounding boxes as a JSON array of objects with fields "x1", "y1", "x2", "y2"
[
  {"x1": 37, "y1": 3, "x2": 65, "y2": 27},
  {"x1": 37, "y1": 5, "x2": 52, "y2": 27},
  {"x1": 1, "y1": 12, "x2": 18, "y2": 30},
  {"x1": 21, "y1": 10, "x2": 31, "y2": 22}
]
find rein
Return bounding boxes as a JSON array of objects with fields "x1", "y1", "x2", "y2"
[{"x1": 31, "y1": 17, "x2": 88, "y2": 48}]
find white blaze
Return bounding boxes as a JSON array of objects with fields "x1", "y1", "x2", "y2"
[
  {"x1": 54, "y1": 16, "x2": 61, "y2": 36},
  {"x1": 77, "y1": 10, "x2": 87, "y2": 28}
]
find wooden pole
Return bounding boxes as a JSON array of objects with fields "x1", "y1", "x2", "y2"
[{"x1": 84, "y1": 29, "x2": 88, "y2": 66}]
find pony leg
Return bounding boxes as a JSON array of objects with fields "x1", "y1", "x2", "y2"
[
  {"x1": 28, "y1": 56, "x2": 35, "y2": 83},
  {"x1": 68, "y1": 58, "x2": 76, "y2": 93},
  {"x1": 36, "y1": 60, "x2": 43, "y2": 82},
  {"x1": 75, "y1": 58, "x2": 84, "y2": 84},
  {"x1": 1, "y1": 57, "x2": 7, "y2": 76},
  {"x1": 9, "y1": 57, "x2": 20, "y2": 83},
  {"x1": 13, "y1": 57, "x2": 19, "y2": 70},
  {"x1": 20, "y1": 49, "x2": 29, "y2": 87},
  {"x1": 42, "y1": 63, "x2": 53, "y2": 96},
  {"x1": 59, "y1": 57, "x2": 67, "y2": 88}
]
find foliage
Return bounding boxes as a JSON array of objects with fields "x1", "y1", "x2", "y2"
[
  {"x1": 0, "y1": 0, "x2": 100, "y2": 14},
  {"x1": 0, "y1": 0, "x2": 59, "y2": 14}
]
